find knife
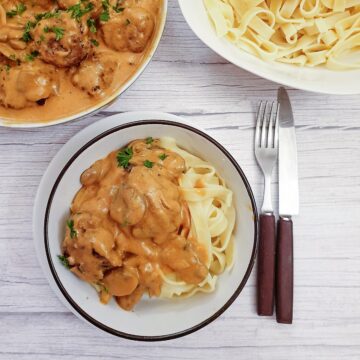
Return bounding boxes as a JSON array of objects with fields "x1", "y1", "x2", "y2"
[{"x1": 276, "y1": 87, "x2": 299, "y2": 324}]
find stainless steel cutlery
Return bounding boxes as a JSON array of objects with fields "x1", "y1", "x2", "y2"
[{"x1": 255, "y1": 88, "x2": 299, "y2": 324}]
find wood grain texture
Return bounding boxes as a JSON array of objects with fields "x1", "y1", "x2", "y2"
[{"x1": 0, "y1": 2, "x2": 360, "y2": 359}]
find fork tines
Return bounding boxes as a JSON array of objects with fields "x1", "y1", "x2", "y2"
[{"x1": 255, "y1": 101, "x2": 279, "y2": 149}]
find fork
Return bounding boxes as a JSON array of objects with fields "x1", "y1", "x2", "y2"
[{"x1": 255, "y1": 101, "x2": 279, "y2": 316}]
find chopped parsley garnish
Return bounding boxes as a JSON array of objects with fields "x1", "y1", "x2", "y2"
[
  {"x1": 68, "y1": 1, "x2": 94, "y2": 20},
  {"x1": 117, "y1": 147, "x2": 133, "y2": 168},
  {"x1": 97, "y1": 282, "x2": 109, "y2": 293},
  {"x1": 112, "y1": 0, "x2": 124, "y2": 13},
  {"x1": 144, "y1": 160, "x2": 154, "y2": 168},
  {"x1": 125, "y1": 18, "x2": 131, "y2": 25},
  {"x1": 58, "y1": 255, "x2": 70, "y2": 269},
  {"x1": 159, "y1": 153, "x2": 168, "y2": 161},
  {"x1": 53, "y1": 26, "x2": 65, "y2": 40},
  {"x1": 44, "y1": 26, "x2": 65, "y2": 41},
  {"x1": 102, "y1": 0, "x2": 110, "y2": 9},
  {"x1": 99, "y1": 11, "x2": 110, "y2": 22},
  {"x1": 66, "y1": 219, "x2": 77, "y2": 239},
  {"x1": 90, "y1": 38, "x2": 99, "y2": 47},
  {"x1": 25, "y1": 50, "x2": 40, "y2": 62},
  {"x1": 100, "y1": 0, "x2": 110, "y2": 22},
  {"x1": 22, "y1": 21, "x2": 36, "y2": 42},
  {"x1": 87, "y1": 18, "x2": 97, "y2": 33},
  {"x1": 3, "y1": 64, "x2": 11, "y2": 74},
  {"x1": 145, "y1": 137, "x2": 154, "y2": 145},
  {"x1": 35, "y1": 10, "x2": 61, "y2": 22},
  {"x1": 6, "y1": 3, "x2": 26, "y2": 18}
]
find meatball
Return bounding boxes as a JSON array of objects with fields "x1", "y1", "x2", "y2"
[
  {"x1": 101, "y1": 7, "x2": 154, "y2": 53},
  {"x1": 32, "y1": 12, "x2": 90, "y2": 67},
  {"x1": 0, "y1": 61, "x2": 59, "y2": 109},
  {"x1": 71, "y1": 53, "x2": 118, "y2": 96}
]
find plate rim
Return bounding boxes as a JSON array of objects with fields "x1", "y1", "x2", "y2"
[{"x1": 34, "y1": 112, "x2": 258, "y2": 341}]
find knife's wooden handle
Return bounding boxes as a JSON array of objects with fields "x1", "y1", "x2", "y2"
[
  {"x1": 276, "y1": 217, "x2": 294, "y2": 324},
  {"x1": 257, "y1": 214, "x2": 276, "y2": 316}
]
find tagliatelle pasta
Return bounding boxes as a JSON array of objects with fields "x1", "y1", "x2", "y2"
[
  {"x1": 203, "y1": 0, "x2": 360, "y2": 69},
  {"x1": 159, "y1": 137, "x2": 236, "y2": 299}
]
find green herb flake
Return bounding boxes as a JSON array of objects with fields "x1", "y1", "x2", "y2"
[
  {"x1": 159, "y1": 153, "x2": 168, "y2": 161},
  {"x1": 22, "y1": 21, "x2": 36, "y2": 42},
  {"x1": 6, "y1": 3, "x2": 27, "y2": 18},
  {"x1": 66, "y1": 219, "x2": 77, "y2": 239},
  {"x1": 35, "y1": 10, "x2": 61, "y2": 22},
  {"x1": 117, "y1": 147, "x2": 133, "y2": 168},
  {"x1": 25, "y1": 50, "x2": 39, "y2": 62},
  {"x1": 58, "y1": 255, "x2": 70, "y2": 269},
  {"x1": 102, "y1": 0, "x2": 110, "y2": 10},
  {"x1": 125, "y1": 18, "x2": 131, "y2": 25},
  {"x1": 67, "y1": 1, "x2": 94, "y2": 20},
  {"x1": 112, "y1": 0, "x2": 124, "y2": 13},
  {"x1": 3, "y1": 64, "x2": 11, "y2": 74},
  {"x1": 87, "y1": 18, "x2": 97, "y2": 33},
  {"x1": 90, "y1": 38, "x2": 99, "y2": 47},
  {"x1": 145, "y1": 137, "x2": 154, "y2": 145},
  {"x1": 144, "y1": 160, "x2": 154, "y2": 168},
  {"x1": 99, "y1": 10, "x2": 110, "y2": 22},
  {"x1": 52, "y1": 26, "x2": 65, "y2": 41},
  {"x1": 100, "y1": 0, "x2": 110, "y2": 22},
  {"x1": 97, "y1": 282, "x2": 109, "y2": 293}
]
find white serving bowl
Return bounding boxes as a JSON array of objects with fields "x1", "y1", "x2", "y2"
[
  {"x1": 33, "y1": 112, "x2": 258, "y2": 340},
  {"x1": 0, "y1": 2, "x2": 167, "y2": 128},
  {"x1": 178, "y1": 0, "x2": 360, "y2": 95}
]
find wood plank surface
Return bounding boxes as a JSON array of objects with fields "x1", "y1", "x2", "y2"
[{"x1": 0, "y1": 2, "x2": 359, "y2": 359}]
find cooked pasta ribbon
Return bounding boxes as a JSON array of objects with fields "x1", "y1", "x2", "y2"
[
  {"x1": 204, "y1": 0, "x2": 360, "y2": 69},
  {"x1": 159, "y1": 137, "x2": 236, "y2": 299}
]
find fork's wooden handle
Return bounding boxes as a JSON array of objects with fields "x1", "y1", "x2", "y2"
[
  {"x1": 257, "y1": 213, "x2": 276, "y2": 316},
  {"x1": 276, "y1": 217, "x2": 294, "y2": 324}
]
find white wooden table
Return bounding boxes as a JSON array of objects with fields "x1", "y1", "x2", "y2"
[{"x1": 1, "y1": 3, "x2": 359, "y2": 359}]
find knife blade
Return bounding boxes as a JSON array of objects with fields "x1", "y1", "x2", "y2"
[
  {"x1": 276, "y1": 87, "x2": 298, "y2": 325},
  {"x1": 278, "y1": 87, "x2": 299, "y2": 217}
]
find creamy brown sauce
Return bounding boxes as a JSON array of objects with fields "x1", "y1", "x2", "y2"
[
  {"x1": 61, "y1": 139, "x2": 208, "y2": 311},
  {"x1": 0, "y1": 0, "x2": 162, "y2": 124}
]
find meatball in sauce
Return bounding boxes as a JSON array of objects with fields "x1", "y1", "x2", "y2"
[{"x1": 0, "y1": 0, "x2": 162, "y2": 123}]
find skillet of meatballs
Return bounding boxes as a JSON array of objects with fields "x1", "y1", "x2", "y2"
[{"x1": 0, "y1": 0, "x2": 162, "y2": 124}]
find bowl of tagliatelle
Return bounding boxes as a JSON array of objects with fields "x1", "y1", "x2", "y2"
[
  {"x1": 178, "y1": 0, "x2": 360, "y2": 95},
  {"x1": 33, "y1": 111, "x2": 258, "y2": 340}
]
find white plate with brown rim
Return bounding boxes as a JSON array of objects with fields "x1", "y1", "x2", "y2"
[{"x1": 33, "y1": 111, "x2": 258, "y2": 340}]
